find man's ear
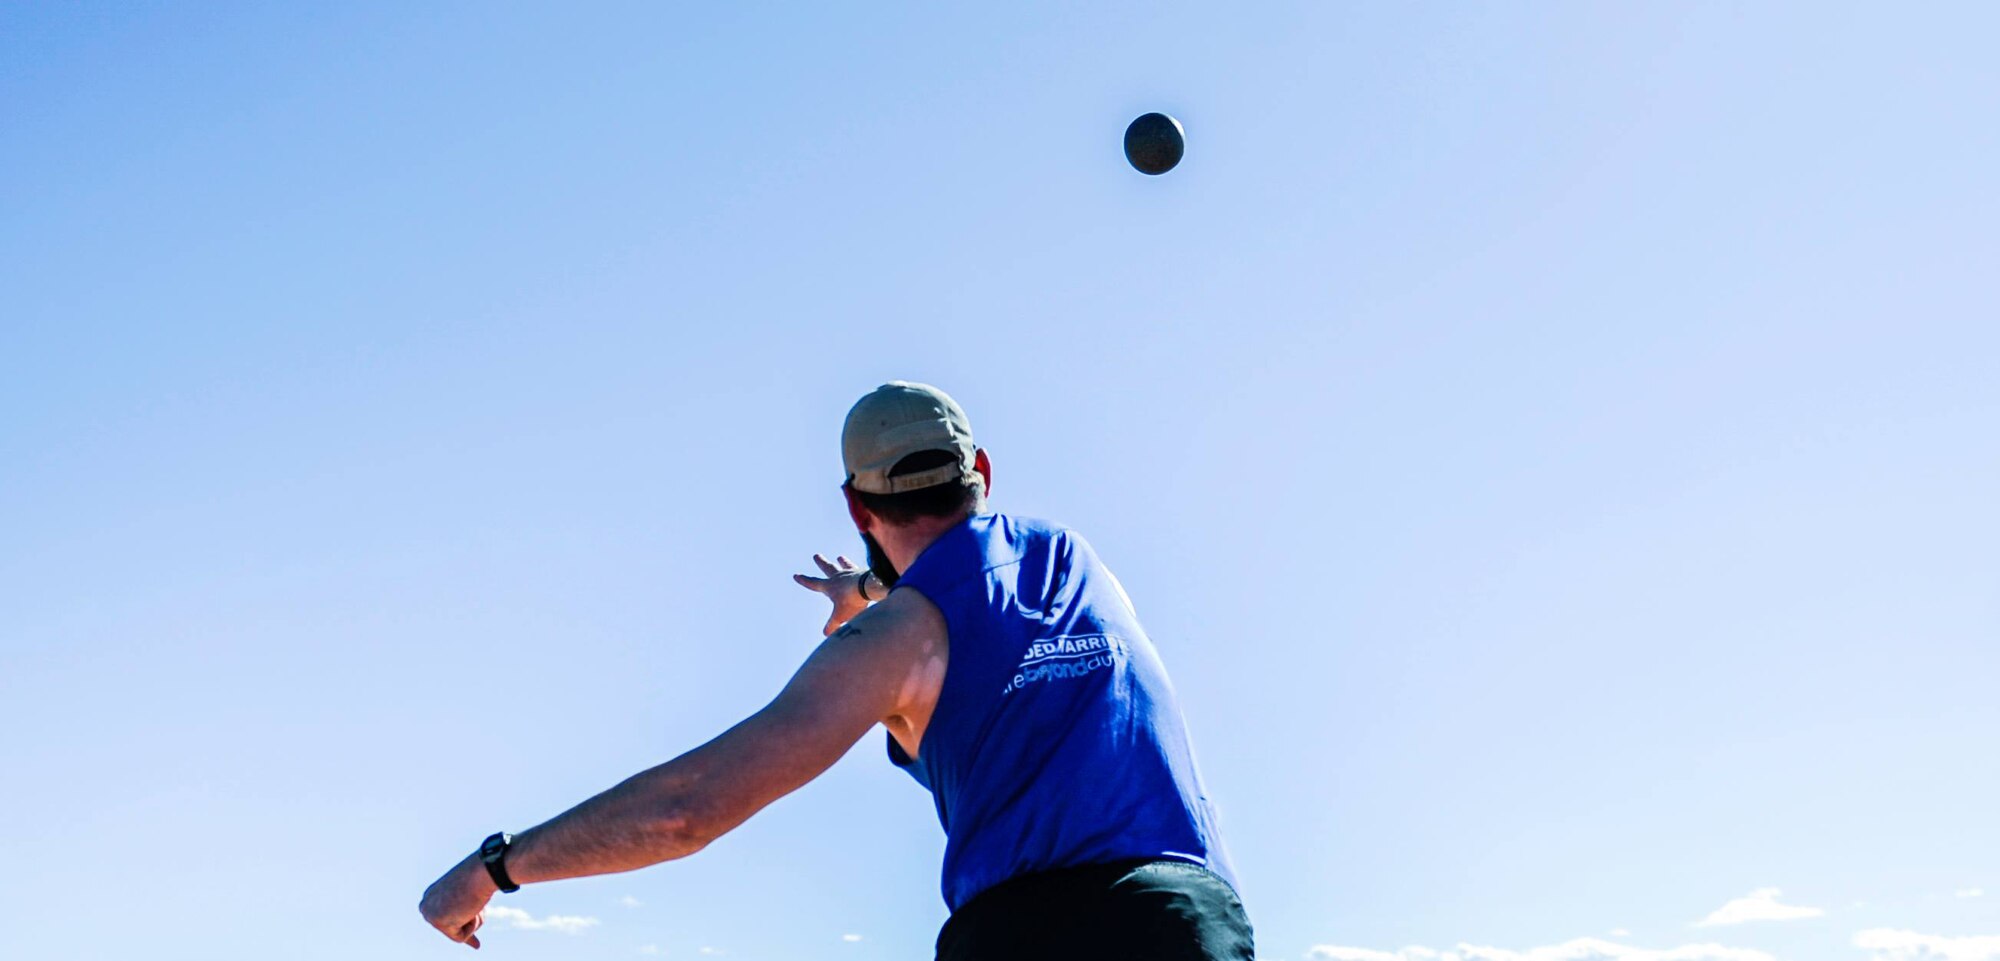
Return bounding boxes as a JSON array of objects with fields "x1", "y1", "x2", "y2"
[
  {"x1": 843, "y1": 484, "x2": 873, "y2": 533},
  {"x1": 972, "y1": 448, "x2": 993, "y2": 498}
]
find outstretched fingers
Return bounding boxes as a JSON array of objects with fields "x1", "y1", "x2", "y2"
[
  {"x1": 799, "y1": 555, "x2": 861, "y2": 593},
  {"x1": 797, "y1": 553, "x2": 871, "y2": 636}
]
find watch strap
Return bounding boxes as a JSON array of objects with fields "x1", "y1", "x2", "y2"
[{"x1": 479, "y1": 832, "x2": 521, "y2": 893}]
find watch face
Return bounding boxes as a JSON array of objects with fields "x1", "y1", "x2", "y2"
[{"x1": 481, "y1": 833, "x2": 510, "y2": 859}]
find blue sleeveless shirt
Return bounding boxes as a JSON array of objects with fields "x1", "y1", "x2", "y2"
[{"x1": 889, "y1": 513, "x2": 1236, "y2": 911}]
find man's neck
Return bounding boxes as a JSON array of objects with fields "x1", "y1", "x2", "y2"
[{"x1": 878, "y1": 509, "x2": 976, "y2": 575}]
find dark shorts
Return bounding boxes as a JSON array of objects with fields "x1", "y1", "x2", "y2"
[{"x1": 936, "y1": 859, "x2": 1255, "y2": 961}]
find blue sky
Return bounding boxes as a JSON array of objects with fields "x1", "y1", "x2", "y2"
[{"x1": 2, "y1": 4, "x2": 1995, "y2": 960}]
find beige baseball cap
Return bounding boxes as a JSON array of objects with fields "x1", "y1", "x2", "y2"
[{"x1": 841, "y1": 382, "x2": 978, "y2": 494}]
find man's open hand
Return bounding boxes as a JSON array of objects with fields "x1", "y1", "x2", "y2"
[
  {"x1": 792, "y1": 553, "x2": 875, "y2": 636},
  {"x1": 420, "y1": 854, "x2": 496, "y2": 949}
]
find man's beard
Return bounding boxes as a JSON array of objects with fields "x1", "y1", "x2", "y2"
[{"x1": 862, "y1": 532, "x2": 899, "y2": 589}]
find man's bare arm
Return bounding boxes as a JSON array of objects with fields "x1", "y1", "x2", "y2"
[{"x1": 499, "y1": 594, "x2": 927, "y2": 884}]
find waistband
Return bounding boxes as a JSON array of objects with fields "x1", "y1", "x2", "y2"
[{"x1": 951, "y1": 857, "x2": 1222, "y2": 917}]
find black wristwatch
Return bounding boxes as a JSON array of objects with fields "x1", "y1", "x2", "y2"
[{"x1": 479, "y1": 832, "x2": 520, "y2": 894}]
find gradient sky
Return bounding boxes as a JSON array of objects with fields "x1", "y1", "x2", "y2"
[{"x1": 3, "y1": 4, "x2": 1995, "y2": 961}]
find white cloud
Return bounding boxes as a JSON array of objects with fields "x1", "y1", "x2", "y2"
[
  {"x1": 1695, "y1": 889, "x2": 1824, "y2": 927},
  {"x1": 699, "y1": 948, "x2": 723, "y2": 956},
  {"x1": 483, "y1": 904, "x2": 600, "y2": 935},
  {"x1": 1611, "y1": 930, "x2": 1632, "y2": 938},
  {"x1": 842, "y1": 933, "x2": 864, "y2": 942},
  {"x1": 1306, "y1": 938, "x2": 1780, "y2": 961},
  {"x1": 1307, "y1": 948, "x2": 1402, "y2": 961},
  {"x1": 1854, "y1": 928, "x2": 2000, "y2": 961},
  {"x1": 620, "y1": 895, "x2": 644, "y2": 908},
  {"x1": 1958, "y1": 888, "x2": 1986, "y2": 900},
  {"x1": 638, "y1": 946, "x2": 662, "y2": 956}
]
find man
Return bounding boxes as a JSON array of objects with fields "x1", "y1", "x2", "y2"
[{"x1": 420, "y1": 382, "x2": 1252, "y2": 960}]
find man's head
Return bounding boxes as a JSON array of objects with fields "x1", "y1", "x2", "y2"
[{"x1": 840, "y1": 382, "x2": 992, "y2": 585}]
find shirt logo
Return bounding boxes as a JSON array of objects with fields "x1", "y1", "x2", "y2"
[{"x1": 1001, "y1": 633, "x2": 1119, "y2": 695}]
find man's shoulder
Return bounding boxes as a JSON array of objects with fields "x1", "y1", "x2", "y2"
[
  {"x1": 983, "y1": 512, "x2": 1084, "y2": 544},
  {"x1": 910, "y1": 513, "x2": 1095, "y2": 589}
]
